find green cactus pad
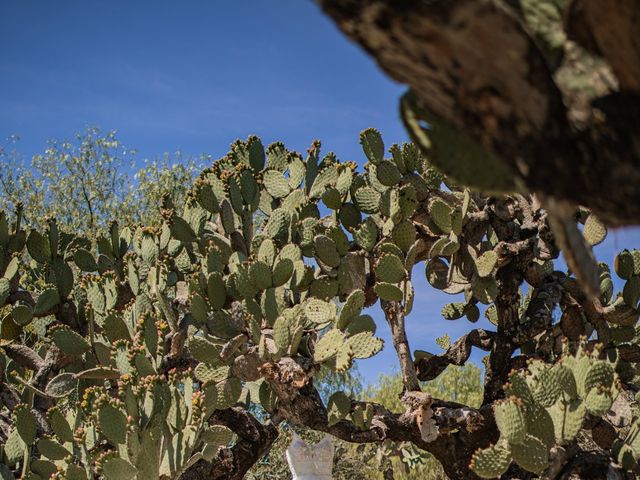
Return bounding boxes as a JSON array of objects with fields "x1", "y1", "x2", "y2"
[
  {"x1": 50, "y1": 326, "x2": 90, "y2": 356},
  {"x1": 249, "y1": 261, "x2": 272, "y2": 290},
  {"x1": 623, "y1": 275, "x2": 640, "y2": 308},
  {"x1": 305, "y1": 298, "x2": 337, "y2": 325},
  {"x1": 615, "y1": 250, "x2": 635, "y2": 280},
  {"x1": 328, "y1": 391, "x2": 352, "y2": 426},
  {"x1": 335, "y1": 343, "x2": 353, "y2": 372},
  {"x1": 314, "y1": 328, "x2": 344, "y2": 362},
  {"x1": 505, "y1": 373, "x2": 535, "y2": 407},
  {"x1": 510, "y1": 434, "x2": 549, "y2": 475},
  {"x1": 584, "y1": 387, "x2": 613, "y2": 416},
  {"x1": 469, "y1": 444, "x2": 512, "y2": 479},
  {"x1": 141, "y1": 233, "x2": 159, "y2": 265},
  {"x1": 47, "y1": 408, "x2": 73, "y2": 443},
  {"x1": 583, "y1": 360, "x2": 614, "y2": 394},
  {"x1": 195, "y1": 364, "x2": 231, "y2": 384},
  {"x1": 344, "y1": 314, "x2": 376, "y2": 336},
  {"x1": 272, "y1": 258, "x2": 294, "y2": 287},
  {"x1": 441, "y1": 302, "x2": 467, "y2": 320},
  {"x1": 207, "y1": 273, "x2": 227, "y2": 310},
  {"x1": 37, "y1": 437, "x2": 70, "y2": 460},
  {"x1": 376, "y1": 253, "x2": 406, "y2": 284},
  {"x1": 200, "y1": 425, "x2": 235, "y2": 448},
  {"x1": 338, "y1": 290, "x2": 365, "y2": 329},
  {"x1": 33, "y1": 287, "x2": 60, "y2": 315},
  {"x1": 531, "y1": 367, "x2": 562, "y2": 407},
  {"x1": 471, "y1": 275, "x2": 498, "y2": 304},
  {"x1": 465, "y1": 303, "x2": 480, "y2": 322},
  {"x1": 190, "y1": 335, "x2": 223, "y2": 365},
  {"x1": 360, "y1": 128, "x2": 384, "y2": 164},
  {"x1": 475, "y1": 250, "x2": 498, "y2": 278},
  {"x1": 631, "y1": 250, "x2": 640, "y2": 275},
  {"x1": 314, "y1": 235, "x2": 341, "y2": 268},
  {"x1": 376, "y1": 160, "x2": 402, "y2": 187},
  {"x1": 322, "y1": 187, "x2": 343, "y2": 210},
  {"x1": 309, "y1": 276, "x2": 339, "y2": 300},
  {"x1": 554, "y1": 363, "x2": 578, "y2": 400},
  {"x1": 583, "y1": 214, "x2": 607, "y2": 246},
  {"x1": 263, "y1": 170, "x2": 291, "y2": 199},
  {"x1": 98, "y1": 404, "x2": 128, "y2": 445},
  {"x1": 548, "y1": 399, "x2": 586, "y2": 443},
  {"x1": 428, "y1": 198, "x2": 452, "y2": 234},
  {"x1": 73, "y1": 248, "x2": 98, "y2": 272},
  {"x1": 258, "y1": 239, "x2": 276, "y2": 266},
  {"x1": 170, "y1": 215, "x2": 197, "y2": 243},
  {"x1": 374, "y1": 282, "x2": 404, "y2": 302},
  {"x1": 525, "y1": 403, "x2": 556, "y2": 449},
  {"x1": 346, "y1": 332, "x2": 383, "y2": 359},
  {"x1": 354, "y1": 217, "x2": 378, "y2": 251},
  {"x1": 392, "y1": 220, "x2": 416, "y2": 252},
  {"x1": 15, "y1": 404, "x2": 37, "y2": 445},
  {"x1": 194, "y1": 180, "x2": 220, "y2": 213},
  {"x1": 102, "y1": 457, "x2": 138, "y2": 480},
  {"x1": 27, "y1": 229, "x2": 51, "y2": 263},
  {"x1": 354, "y1": 186, "x2": 381, "y2": 214},
  {"x1": 494, "y1": 397, "x2": 527, "y2": 444}
]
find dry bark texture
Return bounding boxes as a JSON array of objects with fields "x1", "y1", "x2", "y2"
[{"x1": 318, "y1": 0, "x2": 640, "y2": 226}]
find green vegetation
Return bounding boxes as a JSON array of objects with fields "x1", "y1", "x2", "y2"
[{"x1": 0, "y1": 126, "x2": 638, "y2": 480}]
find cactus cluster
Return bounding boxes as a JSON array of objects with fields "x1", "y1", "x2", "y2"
[
  {"x1": 471, "y1": 341, "x2": 618, "y2": 478},
  {"x1": 1, "y1": 127, "x2": 639, "y2": 479},
  {"x1": 1, "y1": 129, "x2": 436, "y2": 478}
]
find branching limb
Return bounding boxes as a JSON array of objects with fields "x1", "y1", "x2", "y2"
[
  {"x1": 381, "y1": 300, "x2": 420, "y2": 391},
  {"x1": 261, "y1": 356, "x2": 493, "y2": 479},
  {"x1": 179, "y1": 408, "x2": 278, "y2": 480},
  {"x1": 415, "y1": 329, "x2": 495, "y2": 381}
]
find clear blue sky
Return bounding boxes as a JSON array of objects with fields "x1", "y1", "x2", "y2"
[{"x1": 2, "y1": 1, "x2": 639, "y2": 387}]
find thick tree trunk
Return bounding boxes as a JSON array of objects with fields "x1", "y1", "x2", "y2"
[
  {"x1": 179, "y1": 408, "x2": 278, "y2": 480},
  {"x1": 318, "y1": 0, "x2": 640, "y2": 226}
]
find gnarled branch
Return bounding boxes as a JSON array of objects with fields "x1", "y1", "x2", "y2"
[{"x1": 318, "y1": 0, "x2": 640, "y2": 226}]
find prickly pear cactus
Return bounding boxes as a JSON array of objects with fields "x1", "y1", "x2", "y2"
[
  {"x1": 471, "y1": 341, "x2": 618, "y2": 478},
  {"x1": 0, "y1": 129, "x2": 639, "y2": 480}
]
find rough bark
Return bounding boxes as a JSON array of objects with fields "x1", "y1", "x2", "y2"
[
  {"x1": 266, "y1": 358, "x2": 496, "y2": 480},
  {"x1": 318, "y1": 0, "x2": 640, "y2": 226},
  {"x1": 382, "y1": 300, "x2": 420, "y2": 391},
  {"x1": 415, "y1": 329, "x2": 494, "y2": 381},
  {"x1": 179, "y1": 408, "x2": 279, "y2": 480}
]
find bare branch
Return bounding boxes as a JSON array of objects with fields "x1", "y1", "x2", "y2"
[
  {"x1": 415, "y1": 329, "x2": 495, "y2": 381},
  {"x1": 382, "y1": 300, "x2": 420, "y2": 391}
]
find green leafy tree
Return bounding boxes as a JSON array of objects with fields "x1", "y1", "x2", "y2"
[
  {"x1": 0, "y1": 128, "x2": 637, "y2": 480},
  {"x1": 0, "y1": 128, "x2": 202, "y2": 233}
]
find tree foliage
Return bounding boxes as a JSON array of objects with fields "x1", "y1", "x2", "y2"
[
  {"x1": 0, "y1": 128, "x2": 202, "y2": 233},
  {"x1": 0, "y1": 126, "x2": 638, "y2": 480}
]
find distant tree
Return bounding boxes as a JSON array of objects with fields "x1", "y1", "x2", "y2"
[{"x1": 0, "y1": 128, "x2": 202, "y2": 233}]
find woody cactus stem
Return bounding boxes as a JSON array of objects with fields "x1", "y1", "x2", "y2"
[
  {"x1": 318, "y1": 0, "x2": 640, "y2": 226},
  {"x1": 382, "y1": 300, "x2": 420, "y2": 391}
]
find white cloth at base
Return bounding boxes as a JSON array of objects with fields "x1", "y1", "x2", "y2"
[{"x1": 285, "y1": 432, "x2": 334, "y2": 480}]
